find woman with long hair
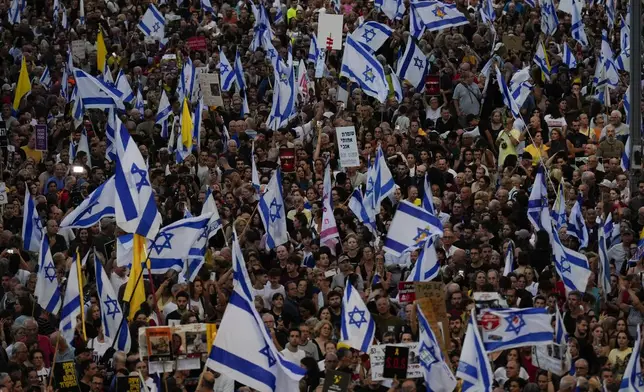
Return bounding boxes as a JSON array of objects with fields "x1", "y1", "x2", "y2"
[
  {"x1": 190, "y1": 277, "x2": 213, "y2": 321},
  {"x1": 607, "y1": 331, "x2": 632, "y2": 378},
  {"x1": 312, "y1": 320, "x2": 334, "y2": 360}
]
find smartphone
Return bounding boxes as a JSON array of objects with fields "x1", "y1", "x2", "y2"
[
  {"x1": 210, "y1": 272, "x2": 217, "y2": 282},
  {"x1": 6, "y1": 249, "x2": 14, "y2": 254}
]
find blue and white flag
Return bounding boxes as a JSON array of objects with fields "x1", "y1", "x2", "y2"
[
  {"x1": 60, "y1": 177, "x2": 116, "y2": 229},
  {"x1": 308, "y1": 35, "x2": 319, "y2": 63},
  {"x1": 558, "y1": 0, "x2": 581, "y2": 15},
  {"x1": 53, "y1": 0, "x2": 60, "y2": 25},
  {"x1": 540, "y1": 0, "x2": 558, "y2": 36},
  {"x1": 258, "y1": 169, "x2": 288, "y2": 249},
  {"x1": 348, "y1": 188, "x2": 377, "y2": 236},
  {"x1": 73, "y1": 68, "x2": 125, "y2": 111},
  {"x1": 137, "y1": 4, "x2": 165, "y2": 40},
  {"x1": 267, "y1": 55, "x2": 296, "y2": 130},
  {"x1": 115, "y1": 70, "x2": 134, "y2": 103},
  {"x1": 201, "y1": 0, "x2": 214, "y2": 13},
  {"x1": 593, "y1": 30, "x2": 619, "y2": 90},
  {"x1": 95, "y1": 254, "x2": 131, "y2": 352},
  {"x1": 185, "y1": 189, "x2": 222, "y2": 281},
  {"x1": 350, "y1": 22, "x2": 394, "y2": 53},
  {"x1": 417, "y1": 304, "x2": 456, "y2": 392},
  {"x1": 156, "y1": 90, "x2": 172, "y2": 139},
  {"x1": 495, "y1": 65, "x2": 520, "y2": 119},
  {"x1": 598, "y1": 217, "x2": 612, "y2": 300},
  {"x1": 113, "y1": 114, "x2": 162, "y2": 240},
  {"x1": 341, "y1": 280, "x2": 375, "y2": 352},
  {"x1": 562, "y1": 42, "x2": 577, "y2": 68},
  {"x1": 272, "y1": 0, "x2": 283, "y2": 23},
  {"x1": 409, "y1": 6, "x2": 426, "y2": 38},
  {"x1": 624, "y1": 85, "x2": 632, "y2": 125},
  {"x1": 554, "y1": 305, "x2": 568, "y2": 345},
  {"x1": 376, "y1": 0, "x2": 404, "y2": 20},
  {"x1": 533, "y1": 40, "x2": 551, "y2": 81},
  {"x1": 207, "y1": 230, "x2": 305, "y2": 392},
  {"x1": 59, "y1": 254, "x2": 82, "y2": 343},
  {"x1": 457, "y1": 309, "x2": 493, "y2": 392},
  {"x1": 234, "y1": 51, "x2": 247, "y2": 91},
  {"x1": 34, "y1": 235, "x2": 61, "y2": 314},
  {"x1": 7, "y1": 0, "x2": 23, "y2": 25},
  {"x1": 479, "y1": 307, "x2": 554, "y2": 352},
  {"x1": 552, "y1": 230, "x2": 592, "y2": 294},
  {"x1": 603, "y1": 212, "x2": 619, "y2": 248},
  {"x1": 509, "y1": 68, "x2": 533, "y2": 107},
  {"x1": 606, "y1": 0, "x2": 616, "y2": 31},
  {"x1": 396, "y1": 37, "x2": 428, "y2": 91},
  {"x1": 135, "y1": 83, "x2": 144, "y2": 120},
  {"x1": 527, "y1": 166, "x2": 552, "y2": 236},
  {"x1": 619, "y1": 326, "x2": 644, "y2": 392},
  {"x1": 219, "y1": 50, "x2": 235, "y2": 92},
  {"x1": 384, "y1": 201, "x2": 444, "y2": 256},
  {"x1": 411, "y1": 0, "x2": 469, "y2": 31},
  {"x1": 22, "y1": 187, "x2": 43, "y2": 253},
  {"x1": 39, "y1": 66, "x2": 52, "y2": 90},
  {"x1": 551, "y1": 183, "x2": 567, "y2": 230},
  {"x1": 61, "y1": 4, "x2": 68, "y2": 29},
  {"x1": 390, "y1": 68, "x2": 404, "y2": 103},
  {"x1": 340, "y1": 36, "x2": 389, "y2": 103},
  {"x1": 406, "y1": 235, "x2": 440, "y2": 282},
  {"x1": 571, "y1": 4, "x2": 588, "y2": 48},
  {"x1": 364, "y1": 146, "x2": 396, "y2": 221},
  {"x1": 622, "y1": 134, "x2": 631, "y2": 171},
  {"x1": 251, "y1": 141, "x2": 261, "y2": 192},
  {"x1": 422, "y1": 174, "x2": 437, "y2": 216},
  {"x1": 567, "y1": 195, "x2": 589, "y2": 248},
  {"x1": 503, "y1": 241, "x2": 515, "y2": 276},
  {"x1": 105, "y1": 109, "x2": 118, "y2": 162},
  {"x1": 178, "y1": 58, "x2": 196, "y2": 104}
]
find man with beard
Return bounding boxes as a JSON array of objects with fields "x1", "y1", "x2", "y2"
[{"x1": 165, "y1": 291, "x2": 190, "y2": 323}]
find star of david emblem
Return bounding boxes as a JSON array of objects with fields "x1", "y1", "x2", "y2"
[
  {"x1": 362, "y1": 28, "x2": 376, "y2": 43},
  {"x1": 150, "y1": 232, "x2": 174, "y2": 254},
  {"x1": 269, "y1": 199, "x2": 282, "y2": 222},
  {"x1": 220, "y1": 64, "x2": 229, "y2": 73},
  {"x1": 365, "y1": 178, "x2": 374, "y2": 198},
  {"x1": 418, "y1": 342, "x2": 438, "y2": 369},
  {"x1": 432, "y1": 5, "x2": 446, "y2": 18},
  {"x1": 34, "y1": 217, "x2": 43, "y2": 232},
  {"x1": 363, "y1": 66, "x2": 375, "y2": 83},
  {"x1": 413, "y1": 227, "x2": 432, "y2": 243},
  {"x1": 347, "y1": 306, "x2": 368, "y2": 329},
  {"x1": 267, "y1": 49, "x2": 277, "y2": 59},
  {"x1": 131, "y1": 163, "x2": 150, "y2": 192},
  {"x1": 413, "y1": 57, "x2": 424, "y2": 71},
  {"x1": 104, "y1": 295, "x2": 120, "y2": 320},
  {"x1": 637, "y1": 373, "x2": 644, "y2": 387},
  {"x1": 152, "y1": 22, "x2": 161, "y2": 32},
  {"x1": 197, "y1": 226, "x2": 209, "y2": 241},
  {"x1": 259, "y1": 344, "x2": 276, "y2": 367},
  {"x1": 80, "y1": 200, "x2": 99, "y2": 218},
  {"x1": 44, "y1": 261, "x2": 57, "y2": 283},
  {"x1": 560, "y1": 258, "x2": 572, "y2": 274},
  {"x1": 318, "y1": 51, "x2": 325, "y2": 61},
  {"x1": 279, "y1": 72, "x2": 289, "y2": 84},
  {"x1": 505, "y1": 313, "x2": 526, "y2": 336}
]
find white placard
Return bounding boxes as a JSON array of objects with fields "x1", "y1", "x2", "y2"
[
  {"x1": 0, "y1": 183, "x2": 7, "y2": 205},
  {"x1": 71, "y1": 40, "x2": 86, "y2": 62},
  {"x1": 532, "y1": 344, "x2": 571, "y2": 376},
  {"x1": 368, "y1": 343, "x2": 422, "y2": 381},
  {"x1": 191, "y1": 67, "x2": 208, "y2": 102},
  {"x1": 199, "y1": 73, "x2": 224, "y2": 107},
  {"x1": 336, "y1": 126, "x2": 359, "y2": 167},
  {"x1": 317, "y1": 13, "x2": 343, "y2": 51}
]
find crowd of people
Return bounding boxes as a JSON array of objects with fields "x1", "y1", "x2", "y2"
[{"x1": 0, "y1": 0, "x2": 642, "y2": 390}]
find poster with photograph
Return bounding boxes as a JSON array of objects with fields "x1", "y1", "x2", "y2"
[
  {"x1": 146, "y1": 327, "x2": 173, "y2": 361},
  {"x1": 199, "y1": 73, "x2": 224, "y2": 107}
]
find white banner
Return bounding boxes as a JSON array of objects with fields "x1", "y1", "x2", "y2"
[
  {"x1": 532, "y1": 343, "x2": 571, "y2": 376},
  {"x1": 336, "y1": 126, "x2": 359, "y2": 168},
  {"x1": 368, "y1": 343, "x2": 422, "y2": 381}
]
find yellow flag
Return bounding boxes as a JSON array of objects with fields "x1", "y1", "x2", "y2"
[
  {"x1": 181, "y1": 98, "x2": 193, "y2": 150},
  {"x1": 123, "y1": 234, "x2": 148, "y2": 321},
  {"x1": 97, "y1": 29, "x2": 107, "y2": 73},
  {"x1": 12, "y1": 57, "x2": 31, "y2": 113},
  {"x1": 206, "y1": 323, "x2": 218, "y2": 353}
]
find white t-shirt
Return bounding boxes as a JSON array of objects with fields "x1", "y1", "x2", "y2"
[
  {"x1": 88, "y1": 336, "x2": 113, "y2": 364},
  {"x1": 190, "y1": 298, "x2": 205, "y2": 320},
  {"x1": 213, "y1": 374, "x2": 234, "y2": 392},
  {"x1": 280, "y1": 347, "x2": 305, "y2": 364},
  {"x1": 36, "y1": 367, "x2": 50, "y2": 386}
]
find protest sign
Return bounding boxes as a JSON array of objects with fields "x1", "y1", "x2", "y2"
[
  {"x1": 317, "y1": 14, "x2": 343, "y2": 50},
  {"x1": 71, "y1": 40, "x2": 86, "y2": 61},
  {"x1": 321, "y1": 370, "x2": 351, "y2": 392},
  {"x1": 369, "y1": 343, "x2": 421, "y2": 381},
  {"x1": 532, "y1": 344, "x2": 571, "y2": 376},
  {"x1": 383, "y1": 345, "x2": 409, "y2": 379},
  {"x1": 54, "y1": 360, "x2": 80, "y2": 392},
  {"x1": 199, "y1": 73, "x2": 224, "y2": 107},
  {"x1": 116, "y1": 376, "x2": 141, "y2": 392},
  {"x1": 35, "y1": 124, "x2": 48, "y2": 151},
  {"x1": 336, "y1": 126, "x2": 359, "y2": 168}
]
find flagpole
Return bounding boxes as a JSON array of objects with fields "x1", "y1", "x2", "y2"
[
  {"x1": 76, "y1": 249, "x2": 87, "y2": 341},
  {"x1": 48, "y1": 336, "x2": 60, "y2": 388}
]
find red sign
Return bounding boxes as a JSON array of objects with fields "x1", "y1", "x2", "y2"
[
  {"x1": 186, "y1": 37, "x2": 207, "y2": 52},
  {"x1": 479, "y1": 312, "x2": 500, "y2": 331},
  {"x1": 397, "y1": 282, "x2": 415, "y2": 304},
  {"x1": 325, "y1": 37, "x2": 334, "y2": 51}
]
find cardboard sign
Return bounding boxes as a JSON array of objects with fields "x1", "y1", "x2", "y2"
[
  {"x1": 532, "y1": 344, "x2": 571, "y2": 376},
  {"x1": 321, "y1": 370, "x2": 351, "y2": 392},
  {"x1": 199, "y1": 73, "x2": 224, "y2": 107},
  {"x1": 336, "y1": 126, "x2": 359, "y2": 168},
  {"x1": 502, "y1": 35, "x2": 523, "y2": 52},
  {"x1": 398, "y1": 282, "x2": 416, "y2": 304},
  {"x1": 116, "y1": 376, "x2": 141, "y2": 392},
  {"x1": 54, "y1": 360, "x2": 80, "y2": 392},
  {"x1": 35, "y1": 124, "x2": 48, "y2": 151},
  {"x1": 383, "y1": 345, "x2": 409, "y2": 379},
  {"x1": 186, "y1": 37, "x2": 207, "y2": 51},
  {"x1": 191, "y1": 67, "x2": 208, "y2": 102},
  {"x1": 71, "y1": 40, "x2": 86, "y2": 61},
  {"x1": 279, "y1": 148, "x2": 296, "y2": 173},
  {"x1": 317, "y1": 14, "x2": 343, "y2": 51},
  {"x1": 368, "y1": 343, "x2": 422, "y2": 381}
]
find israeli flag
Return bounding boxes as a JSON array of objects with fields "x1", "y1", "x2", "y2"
[
  {"x1": 479, "y1": 0, "x2": 496, "y2": 33},
  {"x1": 138, "y1": 5, "x2": 165, "y2": 39},
  {"x1": 409, "y1": 6, "x2": 426, "y2": 39},
  {"x1": 95, "y1": 254, "x2": 130, "y2": 352},
  {"x1": 320, "y1": 164, "x2": 340, "y2": 250},
  {"x1": 60, "y1": 177, "x2": 116, "y2": 229},
  {"x1": 384, "y1": 201, "x2": 444, "y2": 257},
  {"x1": 115, "y1": 233, "x2": 134, "y2": 267},
  {"x1": 234, "y1": 51, "x2": 246, "y2": 91},
  {"x1": 562, "y1": 41, "x2": 577, "y2": 68},
  {"x1": 390, "y1": 67, "x2": 404, "y2": 102},
  {"x1": 364, "y1": 146, "x2": 396, "y2": 221},
  {"x1": 422, "y1": 174, "x2": 438, "y2": 216},
  {"x1": 503, "y1": 241, "x2": 515, "y2": 276},
  {"x1": 571, "y1": 4, "x2": 588, "y2": 48},
  {"x1": 59, "y1": 254, "x2": 82, "y2": 343},
  {"x1": 267, "y1": 55, "x2": 296, "y2": 130},
  {"x1": 251, "y1": 141, "x2": 260, "y2": 192},
  {"x1": 411, "y1": 0, "x2": 469, "y2": 32},
  {"x1": 201, "y1": 0, "x2": 214, "y2": 13},
  {"x1": 340, "y1": 36, "x2": 389, "y2": 103},
  {"x1": 540, "y1": 0, "x2": 558, "y2": 36},
  {"x1": 34, "y1": 235, "x2": 61, "y2": 314},
  {"x1": 156, "y1": 90, "x2": 172, "y2": 139},
  {"x1": 396, "y1": 37, "x2": 428, "y2": 91},
  {"x1": 113, "y1": 114, "x2": 162, "y2": 240},
  {"x1": 479, "y1": 307, "x2": 553, "y2": 352},
  {"x1": 219, "y1": 50, "x2": 235, "y2": 91},
  {"x1": 350, "y1": 22, "x2": 394, "y2": 53},
  {"x1": 376, "y1": 0, "x2": 404, "y2": 20},
  {"x1": 178, "y1": 58, "x2": 196, "y2": 104},
  {"x1": 272, "y1": 0, "x2": 283, "y2": 23},
  {"x1": 554, "y1": 305, "x2": 568, "y2": 345},
  {"x1": 457, "y1": 309, "x2": 493, "y2": 392},
  {"x1": 341, "y1": 279, "x2": 375, "y2": 352},
  {"x1": 622, "y1": 134, "x2": 631, "y2": 171},
  {"x1": 593, "y1": 30, "x2": 619, "y2": 90},
  {"x1": 348, "y1": 188, "x2": 377, "y2": 236},
  {"x1": 307, "y1": 35, "x2": 319, "y2": 63},
  {"x1": 533, "y1": 40, "x2": 551, "y2": 81},
  {"x1": 598, "y1": 217, "x2": 612, "y2": 300},
  {"x1": 558, "y1": 0, "x2": 581, "y2": 15},
  {"x1": 22, "y1": 187, "x2": 43, "y2": 253},
  {"x1": 73, "y1": 68, "x2": 125, "y2": 111},
  {"x1": 527, "y1": 166, "x2": 552, "y2": 236},
  {"x1": 606, "y1": 0, "x2": 615, "y2": 31},
  {"x1": 148, "y1": 214, "x2": 213, "y2": 274},
  {"x1": 116, "y1": 70, "x2": 134, "y2": 103},
  {"x1": 552, "y1": 229, "x2": 592, "y2": 294},
  {"x1": 567, "y1": 195, "x2": 589, "y2": 248},
  {"x1": 551, "y1": 183, "x2": 567, "y2": 230},
  {"x1": 53, "y1": 0, "x2": 59, "y2": 25},
  {"x1": 135, "y1": 83, "x2": 144, "y2": 120},
  {"x1": 495, "y1": 65, "x2": 520, "y2": 119},
  {"x1": 7, "y1": 0, "x2": 23, "y2": 25},
  {"x1": 406, "y1": 235, "x2": 440, "y2": 282},
  {"x1": 207, "y1": 230, "x2": 306, "y2": 392},
  {"x1": 61, "y1": 4, "x2": 68, "y2": 29},
  {"x1": 39, "y1": 66, "x2": 52, "y2": 90},
  {"x1": 186, "y1": 189, "x2": 222, "y2": 281},
  {"x1": 619, "y1": 327, "x2": 644, "y2": 392},
  {"x1": 105, "y1": 109, "x2": 118, "y2": 162},
  {"x1": 417, "y1": 304, "x2": 456, "y2": 392},
  {"x1": 258, "y1": 169, "x2": 288, "y2": 249}
]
